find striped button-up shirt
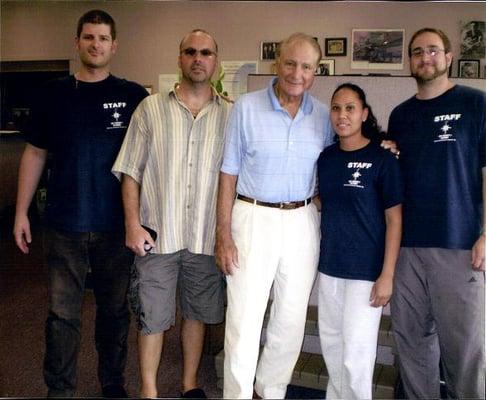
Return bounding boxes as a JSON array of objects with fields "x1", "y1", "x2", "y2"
[{"x1": 112, "y1": 87, "x2": 231, "y2": 255}]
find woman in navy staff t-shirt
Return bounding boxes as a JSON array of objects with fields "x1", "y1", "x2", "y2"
[{"x1": 317, "y1": 83, "x2": 403, "y2": 399}]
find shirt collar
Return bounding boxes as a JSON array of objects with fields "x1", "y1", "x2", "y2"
[
  {"x1": 267, "y1": 77, "x2": 313, "y2": 115},
  {"x1": 169, "y1": 83, "x2": 222, "y2": 105}
]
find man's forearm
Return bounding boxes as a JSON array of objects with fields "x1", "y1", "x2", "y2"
[
  {"x1": 121, "y1": 174, "x2": 142, "y2": 229},
  {"x1": 16, "y1": 144, "x2": 48, "y2": 216},
  {"x1": 382, "y1": 204, "x2": 402, "y2": 277},
  {"x1": 215, "y1": 172, "x2": 239, "y2": 274},
  {"x1": 216, "y1": 172, "x2": 238, "y2": 239}
]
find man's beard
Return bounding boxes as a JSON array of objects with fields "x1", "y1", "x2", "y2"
[
  {"x1": 184, "y1": 64, "x2": 210, "y2": 84},
  {"x1": 412, "y1": 64, "x2": 448, "y2": 85}
]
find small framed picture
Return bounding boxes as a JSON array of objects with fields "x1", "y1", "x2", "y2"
[
  {"x1": 458, "y1": 59, "x2": 480, "y2": 78},
  {"x1": 317, "y1": 59, "x2": 335, "y2": 76},
  {"x1": 325, "y1": 37, "x2": 347, "y2": 56},
  {"x1": 261, "y1": 41, "x2": 279, "y2": 61}
]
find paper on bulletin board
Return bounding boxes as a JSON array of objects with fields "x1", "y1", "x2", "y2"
[
  {"x1": 221, "y1": 61, "x2": 258, "y2": 101},
  {"x1": 158, "y1": 74, "x2": 179, "y2": 95}
]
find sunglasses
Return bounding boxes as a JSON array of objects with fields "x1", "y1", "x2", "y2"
[{"x1": 181, "y1": 47, "x2": 216, "y2": 57}]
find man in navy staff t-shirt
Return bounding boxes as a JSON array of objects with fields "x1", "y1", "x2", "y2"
[
  {"x1": 13, "y1": 10, "x2": 147, "y2": 398},
  {"x1": 388, "y1": 27, "x2": 485, "y2": 400}
]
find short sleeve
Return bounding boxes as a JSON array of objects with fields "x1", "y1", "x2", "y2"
[
  {"x1": 112, "y1": 97, "x2": 151, "y2": 182},
  {"x1": 323, "y1": 109, "x2": 334, "y2": 149},
  {"x1": 387, "y1": 107, "x2": 400, "y2": 142},
  {"x1": 131, "y1": 84, "x2": 150, "y2": 107},
  {"x1": 24, "y1": 82, "x2": 52, "y2": 149},
  {"x1": 379, "y1": 152, "x2": 403, "y2": 209},
  {"x1": 220, "y1": 99, "x2": 243, "y2": 175}
]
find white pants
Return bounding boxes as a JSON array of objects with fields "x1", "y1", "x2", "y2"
[
  {"x1": 223, "y1": 200, "x2": 320, "y2": 399},
  {"x1": 318, "y1": 273, "x2": 382, "y2": 400}
]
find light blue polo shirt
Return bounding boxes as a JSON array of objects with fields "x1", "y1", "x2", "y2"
[{"x1": 221, "y1": 78, "x2": 333, "y2": 202}]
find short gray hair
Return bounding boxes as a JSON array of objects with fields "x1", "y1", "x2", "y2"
[{"x1": 276, "y1": 33, "x2": 321, "y2": 66}]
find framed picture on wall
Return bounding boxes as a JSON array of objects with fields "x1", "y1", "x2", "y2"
[
  {"x1": 325, "y1": 38, "x2": 347, "y2": 56},
  {"x1": 460, "y1": 21, "x2": 485, "y2": 59},
  {"x1": 351, "y1": 29, "x2": 404, "y2": 70},
  {"x1": 458, "y1": 59, "x2": 480, "y2": 78},
  {"x1": 317, "y1": 59, "x2": 335, "y2": 75},
  {"x1": 261, "y1": 41, "x2": 279, "y2": 60}
]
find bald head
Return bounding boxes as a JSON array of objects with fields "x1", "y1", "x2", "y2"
[{"x1": 179, "y1": 29, "x2": 218, "y2": 54}]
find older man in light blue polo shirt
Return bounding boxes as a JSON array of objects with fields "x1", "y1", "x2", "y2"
[{"x1": 215, "y1": 32, "x2": 333, "y2": 399}]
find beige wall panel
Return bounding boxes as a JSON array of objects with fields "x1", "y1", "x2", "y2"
[
  {"x1": 248, "y1": 75, "x2": 486, "y2": 131},
  {"x1": 1, "y1": 1, "x2": 485, "y2": 89}
]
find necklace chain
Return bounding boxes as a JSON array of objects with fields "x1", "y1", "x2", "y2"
[{"x1": 176, "y1": 84, "x2": 201, "y2": 117}]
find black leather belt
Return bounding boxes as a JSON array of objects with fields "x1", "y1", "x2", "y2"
[{"x1": 236, "y1": 194, "x2": 312, "y2": 210}]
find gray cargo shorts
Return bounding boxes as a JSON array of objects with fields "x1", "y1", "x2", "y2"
[{"x1": 128, "y1": 249, "x2": 225, "y2": 335}]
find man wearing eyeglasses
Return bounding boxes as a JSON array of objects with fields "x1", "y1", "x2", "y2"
[
  {"x1": 388, "y1": 28, "x2": 485, "y2": 399},
  {"x1": 112, "y1": 29, "x2": 229, "y2": 398}
]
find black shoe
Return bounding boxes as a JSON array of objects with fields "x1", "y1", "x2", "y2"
[
  {"x1": 102, "y1": 384, "x2": 129, "y2": 398},
  {"x1": 181, "y1": 388, "x2": 207, "y2": 398},
  {"x1": 47, "y1": 388, "x2": 75, "y2": 398}
]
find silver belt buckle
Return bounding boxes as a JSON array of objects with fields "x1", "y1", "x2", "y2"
[{"x1": 280, "y1": 201, "x2": 292, "y2": 209}]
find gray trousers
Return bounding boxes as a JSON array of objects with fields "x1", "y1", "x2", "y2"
[{"x1": 391, "y1": 247, "x2": 485, "y2": 399}]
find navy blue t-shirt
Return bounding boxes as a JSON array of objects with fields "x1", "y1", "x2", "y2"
[
  {"x1": 317, "y1": 141, "x2": 403, "y2": 281},
  {"x1": 388, "y1": 85, "x2": 486, "y2": 249},
  {"x1": 26, "y1": 74, "x2": 148, "y2": 232}
]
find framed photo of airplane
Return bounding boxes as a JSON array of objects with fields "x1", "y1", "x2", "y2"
[{"x1": 351, "y1": 29, "x2": 404, "y2": 70}]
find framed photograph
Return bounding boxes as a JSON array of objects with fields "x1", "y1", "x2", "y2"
[
  {"x1": 460, "y1": 21, "x2": 485, "y2": 59},
  {"x1": 317, "y1": 59, "x2": 335, "y2": 76},
  {"x1": 261, "y1": 41, "x2": 279, "y2": 61},
  {"x1": 325, "y1": 38, "x2": 347, "y2": 56},
  {"x1": 458, "y1": 59, "x2": 480, "y2": 78},
  {"x1": 351, "y1": 29, "x2": 404, "y2": 70}
]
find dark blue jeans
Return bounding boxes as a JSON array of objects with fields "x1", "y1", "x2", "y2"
[{"x1": 43, "y1": 228, "x2": 132, "y2": 396}]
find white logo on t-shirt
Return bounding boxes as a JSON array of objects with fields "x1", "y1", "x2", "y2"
[
  {"x1": 104, "y1": 102, "x2": 127, "y2": 130},
  {"x1": 433, "y1": 114, "x2": 461, "y2": 143},
  {"x1": 344, "y1": 162, "x2": 372, "y2": 189}
]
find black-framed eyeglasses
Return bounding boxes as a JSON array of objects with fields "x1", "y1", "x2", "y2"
[
  {"x1": 411, "y1": 46, "x2": 445, "y2": 58},
  {"x1": 181, "y1": 47, "x2": 216, "y2": 57}
]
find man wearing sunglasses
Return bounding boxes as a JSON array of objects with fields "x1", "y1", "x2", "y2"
[
  {"x1": 388, "y1": 28, "x2": 485, "y2": 399},
  {"x1": 112, "y1": 29, "x2": 230, "y2": 398}
]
